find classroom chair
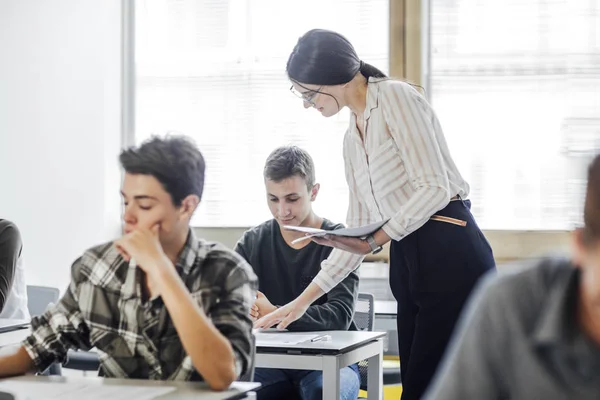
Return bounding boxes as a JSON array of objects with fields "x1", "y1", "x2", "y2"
[
  {"x1": 354, "y1": 292, "x2": 375, "y2": 392},
  {"x1": 26, "y1": 285, "x2": 59, "y2": 317},
  {"x1": 26, "y1": 285, "x2": 101, "y2": 374},
  {"x1": 355, "y1": 292, "x2": 403, "y2": 399},
  {"x1": 26, "y1": 285, "x2": 62, "y2": 376}
]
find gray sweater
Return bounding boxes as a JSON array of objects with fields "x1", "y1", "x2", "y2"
[
  {"x1": 425, "y1": 256, "x2": 600, "y2": 400},
  {"x1": 235, "y1": 218, "x2": 359, "y2": 332}
]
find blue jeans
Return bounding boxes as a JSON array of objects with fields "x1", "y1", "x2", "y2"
[{"x1": 254, "y1": 364, "x2": 360, "y2": 400}]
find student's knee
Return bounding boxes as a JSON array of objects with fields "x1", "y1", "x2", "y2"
[
  {"x1": 298, "y1": 368, "x2": 360, "y2": 400},
  {"x1": 298, "y1": 371, "x2": 323, "y2": 400},
  {"x1": 0, "y1": 219, "x2": 21, "y2": 242},
  {"x1": 0, "y1": 219, "x2": 16, "y2": 230},
  {"x1": 253, "y1": 367, "x2": 289, "y2": 386},
  {"x1": 0, "y1": 219, "x2": 22, "y2": 254},
  {"x1": 254, "y1": 367, "x2": 300, "y2": 400}
]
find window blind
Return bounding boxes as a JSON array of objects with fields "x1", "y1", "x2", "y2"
[
  {"x1": 135, "y1": 0, "x2": 389, "y2": 227},
  {"x1": 429, "y1": 0, "x2": 600, "y2": 229}
]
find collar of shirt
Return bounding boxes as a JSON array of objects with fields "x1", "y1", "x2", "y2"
[
  {"x1": 364, "y1": 77, "x2": 382, "y2": 120},
  {"x1": 531, "y1": 267, "x2": 600, "y2": 380},
  {"x1": 532, "y1": 266, "x2": 579, "y2": 347},
  {"x1": 121, "y1": 228, "x2": 200, "y2": 300},
  {"x1": 348, "y1": 77, "x2": 382, "y2": 141}
]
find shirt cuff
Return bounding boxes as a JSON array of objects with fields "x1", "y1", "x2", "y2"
[
  {"x1": 22, "y1": 336, "x2": 48, "y2": 372},
  {"x1": 382, "y1": 219, "x2": 410, "y2": 241}
]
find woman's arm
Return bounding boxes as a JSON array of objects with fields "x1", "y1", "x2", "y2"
[{"x1": 378, "y1": 81, "x2": 453, "y2": 241}]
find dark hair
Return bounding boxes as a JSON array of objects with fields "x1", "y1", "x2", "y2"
[
  {"x1": 286, "y1": 29, "x2": 387, "y2": 86},
  {"x1": 119, "y1": 135, "x2": 206, "y2": 206},
  {"x1": 264, "y1": 146, "x2": 315, "y2": 190},
  {"x1": 583, "y1": 153, "x2": 600, "y2": 243}
]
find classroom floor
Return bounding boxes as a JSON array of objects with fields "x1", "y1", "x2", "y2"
[
  {"x1": 359, "y1": 385, "x2": 403, "y2": 399},
  {"x1": 360, "y1": 356, "x2": 402, "y2": 399}
]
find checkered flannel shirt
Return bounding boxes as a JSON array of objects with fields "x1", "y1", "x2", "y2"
[{"x1": 22, "y1": 230, "x2": 258, "y2": 380}]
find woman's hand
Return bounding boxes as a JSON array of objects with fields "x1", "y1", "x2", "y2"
[{"x1": 254, "y1": 299, "x2": 310, "y2": 330}]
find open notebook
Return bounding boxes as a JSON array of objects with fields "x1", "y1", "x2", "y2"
[{"x1": 284, "y1": 219, "x2": 390, "y2": 245}]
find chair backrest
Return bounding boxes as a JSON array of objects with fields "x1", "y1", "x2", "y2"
[
  {"x1": 354, "y1": 292, "x2": 375, "y2": 392},
  {"x1": 26, "y1": 285, "x2": 59, "y2": 317},
  {"x1": 26, "y1": 285, "x2": 62, "y2": 376},
  {"x1": 239, "y1": 333, "x2": 256, "y2": 382},
  {"x1": 354, "y1": 292, "x2": 375, "y2": 332}
]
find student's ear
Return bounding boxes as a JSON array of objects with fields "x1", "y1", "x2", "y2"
[
  {"x1": 179, "y1": 195, "x2": 200, "y2": 220},
  {"x1": 310, "y1": 183, "x2": 320, "y2": 201},
  {"x1": 571, "y1": 228, "x2": 588, "y2": 269}
]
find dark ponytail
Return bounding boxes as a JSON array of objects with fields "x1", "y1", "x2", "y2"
[
  {"x1": 359, "y1": 60, "x2": 387, "y2": 80},
  {"x1": 286, "y1": 29, "x2": 428, "y2": 98}
]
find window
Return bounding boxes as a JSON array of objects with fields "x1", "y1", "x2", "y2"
[
  {"x1": 135, "y1": 0, "x2": 389, "y2": 227},
  {"x1": 429, "y1": 0, "x2": 600, "y2": 230}
]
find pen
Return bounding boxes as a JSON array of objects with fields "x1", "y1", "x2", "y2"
[
  {"x1": 290, "y1": 235, "x2": 314, "y2": 245},
  {"x1": 310, "y1": 334, "x2": 331, "y2": 342}
]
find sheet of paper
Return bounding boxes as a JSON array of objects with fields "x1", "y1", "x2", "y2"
[
  {"x1": 255, "y1": 333, "x2": 318, "y2": 346},
  {"x1": 282, "y1": 225, "x2": 327, "y2": 235},
  {"x1": 0, "y1": 381, "x2": 175, "y2": 400}
]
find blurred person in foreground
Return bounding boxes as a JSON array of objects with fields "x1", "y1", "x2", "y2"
[{"x1": 425, "y1": 153, "x2": 600, "y2": 400}]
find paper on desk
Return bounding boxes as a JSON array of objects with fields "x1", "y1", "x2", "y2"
[
  {"x1": 285, "y1": 219, "x2": 390, "y2": 245},
  {"x1": 0, "y1": 381, "x2": 175, "y2": 400},
  {"x1": 255, "y1": 333, "x2": 318, "y2": 346}
]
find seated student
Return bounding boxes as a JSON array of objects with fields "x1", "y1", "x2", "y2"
[
  {"x1": 0, "y1": 136, "x2": 258, "y2": 390},
  {"x1": 424, "y1": 153, "x2": 600, "y2": 400},
  {"x1": 235, "y1": 146, "x2": 361, "y2": 400},
  {"x1": 0, "y1": 219, "x2": 29, "y2": 320}
]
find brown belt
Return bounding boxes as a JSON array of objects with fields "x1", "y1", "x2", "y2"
[{"x1": 430, "y1": 195, "x2": 466, "y2": 226}]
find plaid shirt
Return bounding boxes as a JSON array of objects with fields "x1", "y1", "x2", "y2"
[{"x1": 22, "y1": 230, "x2": 258, "y2": 381}]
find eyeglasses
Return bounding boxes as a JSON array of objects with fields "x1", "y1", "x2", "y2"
[{"x1": 289, "y1": 85, "x2": 322, "y2": 107}]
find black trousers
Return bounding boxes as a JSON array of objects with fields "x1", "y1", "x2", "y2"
[{"x1": 389, "y1": 199, "x2": 495, "y2": 400}]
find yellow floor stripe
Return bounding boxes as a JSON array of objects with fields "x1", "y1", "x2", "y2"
[{"x1": 358, "y1": 386, "x2": 403, "y2": 399}]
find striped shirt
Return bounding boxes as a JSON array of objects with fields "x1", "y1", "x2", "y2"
[
  {"x1": 314, "y1": 78, "x2": 470, "y2": 292},
  {"x1": 23, "y1": 230, "x2": 258, "y2": 380}
]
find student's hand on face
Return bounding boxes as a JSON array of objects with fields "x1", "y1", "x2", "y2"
[
  {"x1": 113, "y1": 224, "x2": 172, "y2": 278},
  {"x1": 254, "y1": 298, "x2": 310, "y2": 330},
  {"x1": 250, "y1": 303, "x2": 259, "y2": 321},
  {"x1": 311, "y1": 235, "x2": 371, "y2": 255},
  {"x1": 252, "y1": 291, "x2": 277, "y2": 319}
]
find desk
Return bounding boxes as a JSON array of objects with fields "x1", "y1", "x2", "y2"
[
  {"x1": 0, "y1": 326, "x2": 29, "y2": 349},
  {"x1": 374, "y1": 300, "x2": 397, "y2": 316},
  {"x1": 255, "y1": 330, "x2": 385, "y2": 400},
  {"x1": 0, "y1": 375, "x2": 260, "y2": 400},
  {"x1": 374, "y1": 301, "x2": 397, "y2": 356},
  {"x1": 0, "y1": 319, "x2": 29, "y2": 333}
]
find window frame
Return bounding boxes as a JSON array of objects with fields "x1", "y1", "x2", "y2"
[{"x1": 122, "y1": 0, "x2": 572, "y2": 262}]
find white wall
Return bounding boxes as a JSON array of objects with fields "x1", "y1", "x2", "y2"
[{"x1": 0, "y1": 1, "x2": 123, "y2": 292}]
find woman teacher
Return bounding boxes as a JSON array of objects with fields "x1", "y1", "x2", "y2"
[{"x1": 255, "y1": 29, "x2": 496, "y2": 400}]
